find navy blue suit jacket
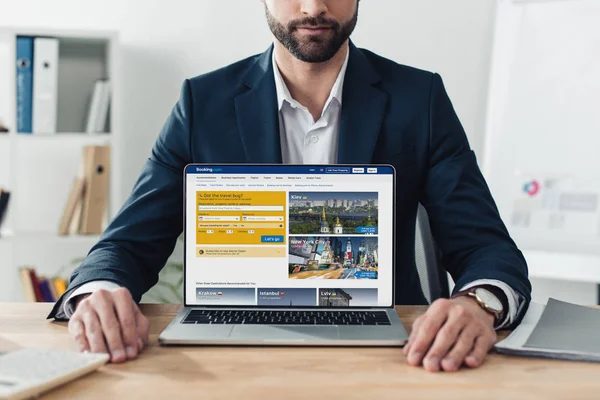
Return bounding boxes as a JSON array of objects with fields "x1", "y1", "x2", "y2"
[{"x1": 49, "y1": 43, "x2": 531, "y2": 320}]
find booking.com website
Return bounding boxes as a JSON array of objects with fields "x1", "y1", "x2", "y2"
[{"x1": 185, "y1": 165, "x2": 394, "y2": 308}]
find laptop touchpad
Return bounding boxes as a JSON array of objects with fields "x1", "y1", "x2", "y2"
[{"x1": 230, "y1": 326, "x2": 339, "y2": 341}]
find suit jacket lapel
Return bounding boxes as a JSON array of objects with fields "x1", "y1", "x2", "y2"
[
  {"x1": 235, "y1": 45, "x2": 282, "y2": 163},
  {"x1": 337, "y1": 42, "x2": 388, "y2": 164}
]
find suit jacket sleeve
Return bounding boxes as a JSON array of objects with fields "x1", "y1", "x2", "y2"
[
  {"x1": 48, "y1": 80, "x2": 193, "y2": 319},
  {"x1": 421, "y1": 73, "x2": 532, "y2": 314}
]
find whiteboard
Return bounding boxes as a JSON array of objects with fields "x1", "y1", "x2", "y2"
[{"x1": 483, "y1": 0, "x2": 600, "y2": 261}]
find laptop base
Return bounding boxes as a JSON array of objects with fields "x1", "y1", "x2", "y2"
[{"x1": 159, "y1": 307, "x2": 408, "y2": 346}]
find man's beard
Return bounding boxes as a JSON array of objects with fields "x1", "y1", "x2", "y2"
[{"x1": 265, "y1": 6, "x2": 358, "y2": 63}]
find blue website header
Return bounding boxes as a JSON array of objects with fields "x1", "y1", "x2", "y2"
[{"x1": 185, "y1": 165, "x2": 394, "y2": 175}]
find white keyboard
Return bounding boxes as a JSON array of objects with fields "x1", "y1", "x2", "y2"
[{"x1": 0, "y1": 348, "x2": 109, "y2": 400}]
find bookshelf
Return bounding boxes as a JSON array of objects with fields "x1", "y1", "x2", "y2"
[{"x1": 0, "y1": 27, "x2": 121, "y2": 302}]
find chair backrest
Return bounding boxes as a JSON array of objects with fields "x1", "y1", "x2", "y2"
[{"x1": 414, "y1": 203, "x2": 450, "y2": 303}]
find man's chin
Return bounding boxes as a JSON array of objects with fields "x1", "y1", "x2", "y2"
[
  {"x1": 296, "y1": 40, "x2": 332, "y2": 54},
  {"x1": 294, "y1": 50, "x2": 333, "y2": 63},
  {"x1": 294, "y1": 29, "x2": 335, "y2": 42},
  {"x1": 286, "y1": 34, "x2": 343, "y2": 63}
]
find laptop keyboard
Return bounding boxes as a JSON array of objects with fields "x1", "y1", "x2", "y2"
[{"x1": 182, "y1": 310, "x2": 391, "y2": 325}]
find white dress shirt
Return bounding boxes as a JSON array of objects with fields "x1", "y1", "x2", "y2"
[
  {"x1": 57, "y1": 46, "x2": 522, "y2": 328},
  {"x1": 276, "y1": 48, "x2": 348, "y2": 164}
]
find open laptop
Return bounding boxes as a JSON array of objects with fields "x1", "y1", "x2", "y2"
[{"x1": 159, "y1": 164, "x2": 408, "y2": 346}]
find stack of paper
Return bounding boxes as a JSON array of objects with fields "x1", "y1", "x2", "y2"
[{"x1": 495, "y1": 298, "x2": 600, "y2": 362}]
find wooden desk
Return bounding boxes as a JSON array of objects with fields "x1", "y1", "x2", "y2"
[{"x1": 1, "y1": 304, "x2": 599, "y2": 400}]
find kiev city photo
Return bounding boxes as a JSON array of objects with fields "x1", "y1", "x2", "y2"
[{"x1": 289, "y1": 192, "x2": 378, "y2": 235}]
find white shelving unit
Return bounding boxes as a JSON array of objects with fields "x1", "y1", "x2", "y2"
[{"x1": 0, "y1": 27, "x2": 121, "y2": 301}]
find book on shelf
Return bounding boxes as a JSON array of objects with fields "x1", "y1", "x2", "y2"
[
  {"x1": 18, "y1": 267, "x2": 68, "y2": 303},
  {"x1": 38, "y1": 278, "x2": 54, "y2": 302},
  {"x1": 16, "y1": 36, "x2": 34, "y2": 134},
  {"x1": 28, "y1": 268, "x2": 43, "y2": 302},
  {"x1": 85, "y1": 80, "x2": 111, "y2": 133},
  {"x1": 14, "y1": 35, "x2": 112, "y2": 135},
  {"x1": 0, "y1": 33, "x2": 12, "y2": 133},
  {"x1": 0, "y1": 188, "x2": 11, "y2": 235},
  {"x1": 32, "y1": 37, "x2": 59, "y2": 134},
  {"x1": 58, "y1": 145, "x2": 110, "y2": 235},
  {"x1": 0, "y1": 119, "x2": 9, "y2": 133},
  {"x1": 79, "y1": 145, "x2": 111, "y2": 234},
  {"x1": 58, "y1": 177, "x2": 86, "y2": 236},
  {"x1": 19, "y1": 268, "x2": 37, "y2": 302},
  {"x1": 16, "y1": 36, "x2": 60, "y2": 134},
  {"x1": 53, "y1": 278, "x2": 67, "y2": 298},
  {"x1": 47, "y1": 277, "x2": 59, "y2": 300},
  {"x1": 68, "y1": 160, "x2": 86, "y2": 235}
]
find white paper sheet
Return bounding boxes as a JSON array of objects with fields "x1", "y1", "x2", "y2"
[{"x1": 495, "y1": 302, "x2": 600, "y2": 362}]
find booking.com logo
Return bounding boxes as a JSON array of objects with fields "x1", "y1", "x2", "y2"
[
  {"x1": 195, "y1": 167, "x2": 223, "y2": 173},
  {"x1": 523, "y1": 180, "x2": 540, "y2": 197}
]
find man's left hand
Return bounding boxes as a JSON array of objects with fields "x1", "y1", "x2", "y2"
[{"x1": 402, "y1": 297, "x2": 497, "y2": 372}]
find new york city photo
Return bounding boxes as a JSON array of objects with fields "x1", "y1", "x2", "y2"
[{"x1": 288, "y1": 236, "x2": 378, "y2": 280}]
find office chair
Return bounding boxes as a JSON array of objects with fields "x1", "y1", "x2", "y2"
[{"x1": 414, "y1": 203, "x2": 450, "y2": 303}]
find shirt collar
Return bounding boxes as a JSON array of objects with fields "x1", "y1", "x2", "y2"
[{"x1": 272, "y1": 46, "x2": 350, "y2": 113}]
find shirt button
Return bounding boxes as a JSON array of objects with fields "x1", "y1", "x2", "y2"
[{"x1": 310, "y1": 135, "x2": 319, "y2": 143}]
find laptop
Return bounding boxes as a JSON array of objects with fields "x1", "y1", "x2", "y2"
[{"x1": 159, "y1": 164, "x2": 408, "y2": 346}]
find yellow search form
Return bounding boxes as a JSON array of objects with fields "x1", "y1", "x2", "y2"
[{"x1": 196, "y1": 191, "x2": 286, "y2": 245}]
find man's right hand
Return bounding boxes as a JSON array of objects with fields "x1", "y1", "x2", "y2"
[{"x1": 67, "y1": 288, "x2": 150, "y2": 363}]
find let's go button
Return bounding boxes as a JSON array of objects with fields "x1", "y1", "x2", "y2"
[{"x1": 261, "y1": 235, "x2": 284, "y2": 243}]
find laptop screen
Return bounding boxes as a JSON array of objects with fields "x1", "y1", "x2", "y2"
[{"x1": 184, "y1": 165, "x2": 395, "y2": 308}]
